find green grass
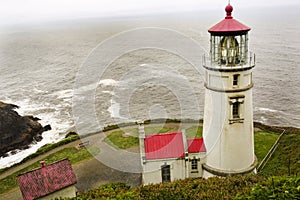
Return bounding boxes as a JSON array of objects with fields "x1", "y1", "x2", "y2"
[
  {"x1": 145, "y1": 126, "x2": 175, "y2": 135},
  {"x1": 104, "y1": 126, "x2": 176, "y2": 149},
  {"x1": 185, "y1": 126, "x2": 203, "y2": 138},
  {"x1": 0, "y1": 146, "x2": 100, "y2": 194},
  {"x1": 105, "y1": 130, "x2": 140, "y2": 149},
  {"x1": 260, "y1": 133, "x2": 300, "y2": 176},
  {"x1": 254, "y1": 131, "x2": 279, "y2": 163}
]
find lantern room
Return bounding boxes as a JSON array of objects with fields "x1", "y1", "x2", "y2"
[{"x1": 207, "y1": 4, "x2": 253, "y2": 67}]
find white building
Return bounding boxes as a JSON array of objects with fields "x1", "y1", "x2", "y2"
[
  {"x1": 139, "y1": 122, "x2": 206, "y2": 185},
  {"x1": 140, "y1": 3, "x2": 257, "y2": 185}
]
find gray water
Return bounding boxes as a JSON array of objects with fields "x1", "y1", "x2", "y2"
[{"x1": 0, "y1": 8, "x2": 299, "y2": 167}]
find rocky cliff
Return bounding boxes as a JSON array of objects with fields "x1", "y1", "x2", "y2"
[{"x1": 0, "y1": 101, "x2": 51, "y2": 158}]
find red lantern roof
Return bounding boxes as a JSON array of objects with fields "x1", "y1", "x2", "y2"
[{"x1": 208, "y1": 4, "x2": 250, "y2": 35}]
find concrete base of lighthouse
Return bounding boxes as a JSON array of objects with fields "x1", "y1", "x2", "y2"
[{"x1": 202, "y1": 157, "x2": 258, "y2": 178}]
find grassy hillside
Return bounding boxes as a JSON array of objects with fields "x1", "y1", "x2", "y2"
[{"x1": 260, "y1": 133, "x2": 300, "y2": 176}]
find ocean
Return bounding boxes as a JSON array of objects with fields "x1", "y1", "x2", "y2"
[{"x1": 0, "y1": 7, "x2": 299, "y2": 168}]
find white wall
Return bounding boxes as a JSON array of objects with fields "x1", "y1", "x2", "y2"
[
  {"x1": 203, "y1": 67, "x2": 255, "y2": 177},
  {"x1": 38, "y1": 185, "x2": 76, "y2": 200},
  {"x1": 142, "y1": 159, "x2": 186, "y2": 185},
  {"x1": 187, "y1": 153, "x2": 206, "y2": 178}
]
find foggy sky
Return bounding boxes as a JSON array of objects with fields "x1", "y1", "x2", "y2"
[{"x1": 0, "y1": 0, "x2": 299, "y2": 26}]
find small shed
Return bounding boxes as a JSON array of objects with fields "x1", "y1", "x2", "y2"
[{"x1": 17, "y1": 159, "x2": 77, "y2": 200}]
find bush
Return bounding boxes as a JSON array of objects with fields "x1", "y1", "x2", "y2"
[
  {"x1": 64, "y1": 175, "x2": 271, "y2": 200},
  {"x1": 239, "y1": 176, "x2": 300, "y2": 199}
]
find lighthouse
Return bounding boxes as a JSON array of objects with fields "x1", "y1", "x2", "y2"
[{"x1": 202, "y1": 4, "x2": 257, "y2": 177}]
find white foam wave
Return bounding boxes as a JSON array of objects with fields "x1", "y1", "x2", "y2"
[
  {"x1": 99, "y1": 79, "x2": 118, "y2": 87},
  {"x1": 0, "y1": 139, "x2": 51, "y2": 168},
  {"x1": 74, "y1": 82, "x2": 98, "y2": 94},
  {"x1": 102, "y1": 90, "x2": 114, "y2": 95},
  {"x1": 52, "y1": 89, "x2": 73, "y2": 101},
  {"x1": 255, "y1": 107, "x2": 281, "y2": 113}
]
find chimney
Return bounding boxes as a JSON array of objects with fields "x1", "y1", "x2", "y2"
[
  {"x1": 137, "y1": 120, "x2": 146, "y2": 164},
  {"x1": 40, "y1": 161, "x2": 45, "y2": 168}
]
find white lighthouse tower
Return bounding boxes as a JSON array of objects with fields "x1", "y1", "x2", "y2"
[{"x1": 202, "y1": 4, "x2": 257, "y2": 177}]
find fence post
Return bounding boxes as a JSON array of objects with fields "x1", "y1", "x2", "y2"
[{"x1": 257, "y1": 129, "x2": 286, "y2": 172}]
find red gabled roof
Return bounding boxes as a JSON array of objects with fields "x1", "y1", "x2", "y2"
[
  {"x1": 208, "y1": 4, "x2": 250, "y2": 35},
  {"x1": 145, "y1": 132, "x2": 185, "y2": 160},
  {"x1": 187, "y1": 138, "x2": 206, "y2": 153},
  {"x1": 18, "y1": 159, "x2": 77, "y2": 200}
]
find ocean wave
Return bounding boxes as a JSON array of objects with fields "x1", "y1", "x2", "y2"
[
  {"x1": 51, "y1": 89, "x2": 73, "y2": 101},
  {"x1": 0, "y1": 139, "x2": 50, "y2": 168},
  {"x1": 254, "y1": 107, "x2": 281, "y2": 113}
]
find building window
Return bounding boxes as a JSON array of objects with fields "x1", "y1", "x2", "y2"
[
  {"x1": 233, "y1": 74, "x2": 239, "y2": 86},
  {"x1": 232, "y1": 102, "x2": 239, "y2": 118},
  {"x1": 161, "y1": 164, "x2": 171, "y2": 183},
  {"x1": 191, "y1": 159, "x2": 198, "y2": 171}
]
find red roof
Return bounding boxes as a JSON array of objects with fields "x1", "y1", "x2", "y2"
[
  {"x1": 145, "y1": 132, "x2": 185, "y2": 160},
  {"x1": 187, "y1": 138, "x2": 206, "y2": 153},
  {"x1": 208, "y1": 4, "x2": 250, "y2": 35},
  {"x1": 18, "y1": 159, "x2": 77, "y2": 200}
]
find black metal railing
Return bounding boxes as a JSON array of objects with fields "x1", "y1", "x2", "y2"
[{"x1": 203, "y1": 52, "x2": 255, "y2": 69}]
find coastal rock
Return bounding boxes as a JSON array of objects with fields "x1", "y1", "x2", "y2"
[{"x1": 0, "y1": 101, "x2": 51, "y2": 158}]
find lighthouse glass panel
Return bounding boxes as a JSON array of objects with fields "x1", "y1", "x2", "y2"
[
  {"x1": 220, "y1": 36, "x2": 239, "y2": 65},
  {"x1": 210, "y1": 34, "x2": 248, "y2": 66}
]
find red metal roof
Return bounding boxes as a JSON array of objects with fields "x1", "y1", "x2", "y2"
[
  {"x1": 208, "y1": 4, "x2": 250, "y2": 35},
  {"x1": 145, "y1": 132, "x2": 185, "y2": 160},
  {"x1": 187, "y1": 138, "x2": 206, "y2": 153},
  {"x1": 18, "y1": 159, "x2": 77, "y2": 200}
]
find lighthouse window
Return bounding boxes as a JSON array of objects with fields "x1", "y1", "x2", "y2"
[
  {"x1": 233, "y1": 74, "x2": 239, "y2": 86},
  {"x1": 232, "y1": 102, "x2": 239, "y2": 118},
  {"x1": 229, "y1": 96, "x2": 245, "y2": 124}
]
